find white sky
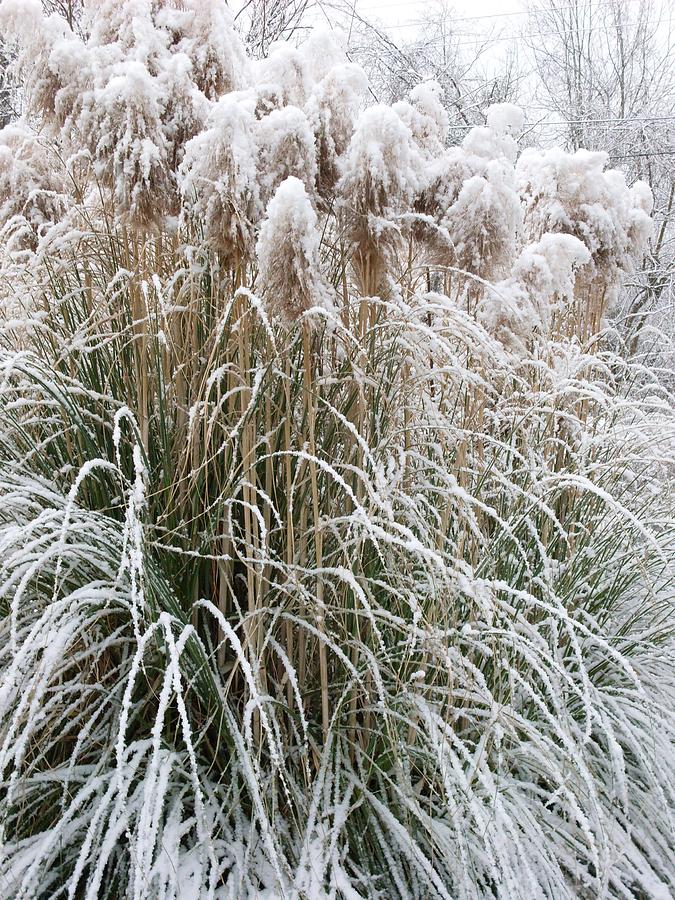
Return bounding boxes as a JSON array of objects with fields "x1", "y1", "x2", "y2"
[
  {"x1": 300, "y1": 0, "x2": 532, "y2": 84},
  {"x1": 300, "y1": 0, "x2": 534, "y2": 78}
]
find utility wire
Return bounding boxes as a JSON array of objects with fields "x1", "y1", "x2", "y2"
[
  {"x1": 450, "y1": 115, "x2": 675, "y2": 129},
  {"x1": 345, "y1": 14, "x2": 673, "y2": 39},
  {"x1": 343, "y1": 0, "x2": 642, "y2": 19},
  {"x1": 607, "y1": 151, "x2": 675, "y2": 158}
]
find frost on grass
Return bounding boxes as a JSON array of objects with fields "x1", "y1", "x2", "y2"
[{"x1": 0, "y1": 2, "x2": 673, "y2": 899}]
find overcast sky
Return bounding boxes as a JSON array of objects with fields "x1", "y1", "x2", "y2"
[{"x1": 301, "y1": 0, "x2": 533, "y2": 74}]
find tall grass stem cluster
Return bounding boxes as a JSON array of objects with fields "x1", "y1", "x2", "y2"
[{"x1": 0, "y1": 2, "x2": 673, "y2": 897}]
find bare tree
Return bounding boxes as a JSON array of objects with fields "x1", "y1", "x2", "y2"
[
  {"x1": 41, "y1": 0, "x2": 84, "y2": 32},
  {"x1": 527, "y1": 0, "x2": 675, "y2": 353},
  {"x1": 336, "y1": 1, "x2": 524, "y2": 141},
  {"x1": 0, "y1": 41, "x2": 19, "y2": 129},
  {"x1": 234, "y1": 0, "x2": 314, "y2": 57},
  {"x1": 528, "y1": 0, "x2": 674, "y2": 147}
]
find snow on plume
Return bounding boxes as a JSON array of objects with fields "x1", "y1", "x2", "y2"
[
  {"x1": 180, "y1": 91, "x2": 260, "y2": 264},
  {"x1": 256, "y1": 176, "x2": 333, "y2": 323},
  {"x1": 0, "y1": 0, "x2": 76, "y2": 128},
  {"x1": 478, "y1": 233, "x2": 591, "y2": 353},
  {"x1": 516, "y1": 147, "x2": 653, "y2": 308},
  {"x1": 300, "y1": 28, "x2": 349, "y2": 83},
  {"x1": 306, "y1": 62, "x2": 368, "y2": 199},
  {"x1": 156, "y1": 0, "x2": 250, "y2": 100},
  {"x1": 82, "y1": 0, "x2": 167, "y2": 60},
  {"x1": 394, "y1": 81, "x2": 449, "y2": 159},
  {"x1": 338, "y1": 104, "x2": 423, "y2": 291},
  {"x1": 416, "y1": 106, "x2": 523, "y2": 284},
  {"x1": 256, "y1": 105, "x2": 318, "y2": 206},
  {"x1": 0, "y1": 124, "x2": 70, "y2": 252},
  {"x1": 254, "y1": 41, "x2": 311, "y2": 110},
  {"x1": 90, "y1": 59, "x2": 174, "y2": 227}
]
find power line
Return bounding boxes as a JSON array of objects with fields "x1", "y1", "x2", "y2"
[
  {"x1": 347, "y1": 0, "x2": 628, "y2": 19},
  {"x1": 607, "y1": 150, "x2": 675, "y2": 158},
  {"x1": 450, "y1": 115, "x2": 675, "y2": 129},
  {"x1": 346, "y1": 13, "x2": 673, "y2": 40},
  {"x1": 447, "y1": 121, "x2": 675, "y2": 159},
  {"x1": 318, "y1": 2, "x2": 675, "y2": 146}
]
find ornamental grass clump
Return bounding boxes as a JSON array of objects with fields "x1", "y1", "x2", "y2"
[{"x1": 0, "y1": 2, "x2": 673, "y2": 898}]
